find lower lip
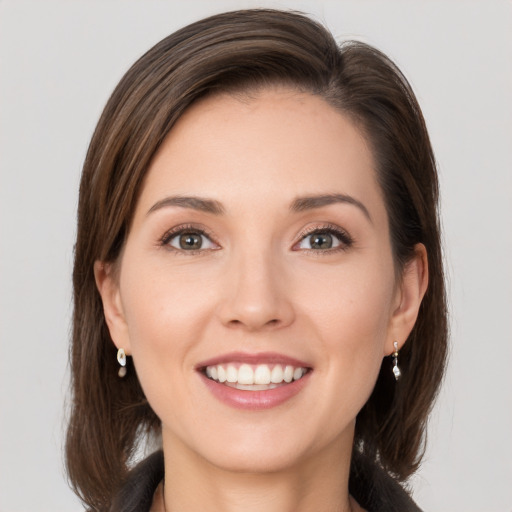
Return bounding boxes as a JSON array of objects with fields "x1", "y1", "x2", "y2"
[{"x1": 200, "y1": 372, "x2": 311, "y2": 410}]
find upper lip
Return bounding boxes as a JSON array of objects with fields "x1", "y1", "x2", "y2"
[{"x1": 195, "y1": 351, "x2": 312, "y2": 370}]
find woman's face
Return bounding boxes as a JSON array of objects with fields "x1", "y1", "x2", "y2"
[{"x1": 98, "y1": 88, "x2": 422, "y2": 473}]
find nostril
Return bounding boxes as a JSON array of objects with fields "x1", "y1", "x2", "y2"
[{"x1": 226, "y1": 318, "x2": 280, "y2": 330}]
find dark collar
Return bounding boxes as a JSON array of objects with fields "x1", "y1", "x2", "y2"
[
  {"x1": 112, "y1": 450, "x2": 422, "y2": 512},
  {"x1": 349, "y1": 451, "x2": 423, "y2": 511},
  {"x1": 111, "y1": 451, "x2": 164, "y2": 512}
]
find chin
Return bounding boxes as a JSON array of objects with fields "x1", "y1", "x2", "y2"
[
  {"x1": 202, "y1": 443, "x2": 307, "y2": 474},
  {"x1": 187, "y1": 420, "x2": 341, "y2": 475}
]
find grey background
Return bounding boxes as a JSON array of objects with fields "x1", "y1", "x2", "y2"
[{"x1": 1, "y1": 1, "x2": 511, "y2": 511}]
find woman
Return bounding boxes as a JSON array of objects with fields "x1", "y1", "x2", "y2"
[{"x1": 66, "y1": 9, "x2": 447, "y2": 512}]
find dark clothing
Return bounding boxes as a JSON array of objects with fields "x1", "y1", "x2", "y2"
[
  {"x1": 349, "y1": 452, "x2": 423, "y2": 511},
  {"x1": 112, "y1": 450, "x2": 423, "y2": 512}
]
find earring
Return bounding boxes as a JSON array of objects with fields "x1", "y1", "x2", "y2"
[
  {"x1": 117, "y1": 348, "x2": 127, "y2": 378},
  {"x1": 392, "y1": 341, "x2": 401, "y2": 381}
]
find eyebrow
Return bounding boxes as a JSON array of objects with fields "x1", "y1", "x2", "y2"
[
  {"x1": 290, "y1": 193, "x2": 372, "y2": 223},
  {"x1": 147, "y1": 193, "x2": 371, "y2": 222},
  {"x1": 147, "y1": 196, "x2": 225, "y2": 216}
]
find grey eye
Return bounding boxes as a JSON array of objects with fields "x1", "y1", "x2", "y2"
[
  {"x1": 298, "y1": 232, "x2": 341, "y2": 250},
  {"x1": 310, "y1": 233, "x2": 333, "y2": 249}
]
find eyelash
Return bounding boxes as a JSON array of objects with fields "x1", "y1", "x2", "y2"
[
  {"x1": 294, "y1": 224, "x2": 354, "y2": 254},
  {"x1": 159, "y1": 223, "x2": 354, "y2": 255},
  {"x1": 159, "y1": 224, "x2": 218, "y2": 255}
]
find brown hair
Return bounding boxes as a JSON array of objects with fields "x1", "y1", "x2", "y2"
[{"x1": 66, "y1": 8, "x2": 448, "y2": 510}]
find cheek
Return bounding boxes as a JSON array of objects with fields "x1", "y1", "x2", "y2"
[
  {"x1": 304, "y1": 276, "x2": 391, "y2": 438},
  {"x1": 117, "y1": 255, "x2": 216, "y2": 388},
  {"x1": 121, "y1": 269, "x2": 213, "y2": 356},
  {"x1": 299, "y1": 257, "x2": 395, "y2": 399},
  {"x1": 301, "y1": 254, "x2": 395, "y2": 340},
  {"x1": 118, "y1": 267, "x2": 217, "y2": 431}
]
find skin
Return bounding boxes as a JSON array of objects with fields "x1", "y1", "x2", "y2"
[{"x1": 95, "y1": 88, "x2": 428, "y2": 512}]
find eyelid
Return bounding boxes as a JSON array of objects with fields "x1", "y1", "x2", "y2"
[
  {"x1": 159, "y1": 223, "x2": 220, "y2": 252},
  {"x1": 292, "y1": 223, "x2": 354, "y2": 252},
  {"x1": 158, "y1": 222, "x2": 353, "y2": 254}
]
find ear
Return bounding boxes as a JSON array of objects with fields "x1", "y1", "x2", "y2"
[
  {"x1": 94, "y1": 260, "x2": 132, "y2": 354},
  {"x1": 385, "y1": 243, "x2": 428, "y2": 356}
]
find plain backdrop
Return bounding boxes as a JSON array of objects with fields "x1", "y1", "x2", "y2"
[{"x1": 0, "y1": 1, "x2": 511, "y2": 511}]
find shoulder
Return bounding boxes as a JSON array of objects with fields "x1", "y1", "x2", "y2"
[
  {"x1": 349, "y1": 451, "x2": 423, "y2": 512},
  {"x1": 110, "y1": 451, "x2": 164, "y2": 512}
]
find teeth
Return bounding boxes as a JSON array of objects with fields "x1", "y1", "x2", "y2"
[
  {"x1": 238, "y1": 364, "x2": 254, "y2": 385},
  {"x1": 226, "y1": 383, "x2": 280, "y2": 391},
  {"x1": 270, "y1": 365, "x2": 284, "y2": 383},
  {"x1": 205, "y1": 363, "x2": 308, "y2": 386},
  {"x1": 254, "y1": 365, "x2": 271, "y2": 385},
  {"x1": 226, "y1": 365, "x2": 237, "y2": 383}
]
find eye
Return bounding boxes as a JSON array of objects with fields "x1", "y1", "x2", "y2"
[
  {"x1": 298, "y1": 232, "x2": 340, "y2": 250},
  {"x1": 295, "y1": 226, "x2": 353, "y2": 252},
  {"x1": 162, "y1": 227, "x2": 218, "y2": 252}
]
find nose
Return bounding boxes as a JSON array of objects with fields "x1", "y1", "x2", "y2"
[{"x1": 217, "y1": 250, "x2": 295, "y2": 331}]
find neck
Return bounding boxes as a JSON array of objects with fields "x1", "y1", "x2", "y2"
[{"x1": 161, "y1": 431, "x2": 359, "y2": 512}]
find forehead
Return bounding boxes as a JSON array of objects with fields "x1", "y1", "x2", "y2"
[{"x1": 137, "y1": 88, "x2": 385, "y2": 222}]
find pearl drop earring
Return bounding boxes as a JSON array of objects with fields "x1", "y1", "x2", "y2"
[{"x1": 117, "y1": 348, "x2": 127, "y2": 378}]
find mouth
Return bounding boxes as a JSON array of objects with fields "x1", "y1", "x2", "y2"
[
  {"x1": 203, "y1": 363, "x2": 308, "y2": 390},
  {"x1": 196, "y1": 352, "x2": 312, "y2": 410}
]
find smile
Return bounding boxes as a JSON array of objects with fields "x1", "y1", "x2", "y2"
[
  {"x1": 197, "y1": 353, "x2": 312, "y2": 410},
  {"x1": 205, "y1": 363, "x2": 307, "y2": 390}
]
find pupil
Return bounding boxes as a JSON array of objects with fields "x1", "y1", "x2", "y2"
[
  {"x1": 311, "y1": 233, "x2": 332, "y2": 249},
  {"x1": 179, "y1": 233, "x2": 202, "y2": 250}
]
